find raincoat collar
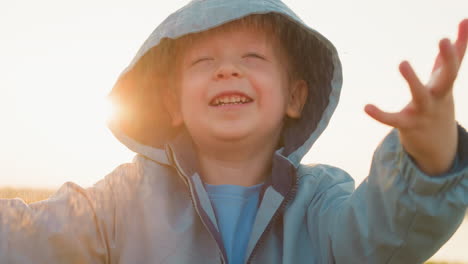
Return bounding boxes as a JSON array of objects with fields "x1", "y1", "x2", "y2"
[{"x1": 166, "y1": 130, "x2": 294, "y2": 197}]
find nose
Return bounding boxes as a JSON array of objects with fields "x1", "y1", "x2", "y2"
[{"x1": 214, "y1": 62, "x2": 243, "y2": 80}]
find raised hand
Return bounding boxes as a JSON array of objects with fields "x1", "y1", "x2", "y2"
[{"x1": 365, "y1": 19, "x2": 468, "y2": 176}]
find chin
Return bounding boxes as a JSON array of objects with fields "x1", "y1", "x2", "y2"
[
  {"x1": 211, "y1": 129, "x2": 251, "y2": 142},
  {"x1": 206, "y1": 122, "x2": 257, "y2": 140}
]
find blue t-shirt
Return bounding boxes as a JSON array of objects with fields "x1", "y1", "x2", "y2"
[{"x1": 204, "y1": 183, "x2": 263, "y2": 264}]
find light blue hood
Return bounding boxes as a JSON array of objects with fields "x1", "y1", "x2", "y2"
[
  {"x1": 108, "y1": 0, "x2": 342, "y2": 167},
  {"x1": 1, "y1": 3, "x2": 467, "y2": 261}
]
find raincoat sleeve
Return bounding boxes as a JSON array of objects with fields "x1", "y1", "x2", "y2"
[
  {"x1": 307, "y1": 126, "x2": 468, "y2": 263},
  {"x1": 0, "y1": 163, "x2": 134, "y2": 263}
]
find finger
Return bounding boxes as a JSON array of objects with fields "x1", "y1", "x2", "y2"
[
  {"x1": 364, "y1": 104, "x2": 403, "y2": 128},
  {"x1": 431, "y1": 19, "x2": 468, "y2": 73},
  {"x1": 432, "y1": 52, "x2": 443, "y2": 73},
  {"x1": 440, "y1": 39, "x2": 458, "y2": 72},
  {"x1": 431, "y1": 39, "x2": 458, "y2": 96},
  {"x1": 399, "y1": 61, "x2": 428, "y2": 108},
  {"x1": 454, "y1": 19, "x2": 468, "y2": 62}
]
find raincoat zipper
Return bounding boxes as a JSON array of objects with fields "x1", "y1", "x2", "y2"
[
  {"x1": 245, "y1": 174, "x2": 298, "y2": 264},
  {"x1": 166, "y1": 145, "x2": 227, "y2": 264},
  {"x1": 165, "y1": 144, "x2": 298, "y2": 264}
]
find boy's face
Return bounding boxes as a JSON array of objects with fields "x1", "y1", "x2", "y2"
[{"x1": 167, "y1": 24, "x2": 307, "y2": 146}]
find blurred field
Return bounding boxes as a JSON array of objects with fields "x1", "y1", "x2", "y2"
[
  {"x1": 0, "y1": 187, "x2": 55, "y2": 203},
  {"x1": 0, "y1": 187, "x2": 466, "y2": 264}
]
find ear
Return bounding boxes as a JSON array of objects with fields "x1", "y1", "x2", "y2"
[
  {"x1": 286, "y1": 80, "x2": 308, "y2": 119},
  {"x1": 163, "y1": 88, "x2": 184, "y2": 127}
]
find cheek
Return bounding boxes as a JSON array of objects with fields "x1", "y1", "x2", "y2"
[
  {"x1": 253, "y1": 71, "x2": 289, "y2": 109},
  {"x1": 178, "y1": 76, "x2": 207, "y2": 119}
]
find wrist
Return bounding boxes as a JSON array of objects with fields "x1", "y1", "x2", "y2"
[{"x1": 400, "y1": 123, "x2": 458, "y2": 176}]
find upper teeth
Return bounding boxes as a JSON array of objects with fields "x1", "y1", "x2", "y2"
[{"x1": 213, "y1": 95, "x2": 250, "y2": 106}]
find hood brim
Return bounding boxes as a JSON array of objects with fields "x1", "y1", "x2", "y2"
[{"x1": 108, "y1": 0, "x2": 342, "y2": 167}]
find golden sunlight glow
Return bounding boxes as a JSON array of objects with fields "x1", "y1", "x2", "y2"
[
  {"x1": 0, "y1": 0, "x2": 466, "y2": 189},
  {"x1": 0, "y1": 0, "x2": 466, "y2": 262},
  {"x1": 104, "y1": 97, "x2": 118, "y2": 124}
]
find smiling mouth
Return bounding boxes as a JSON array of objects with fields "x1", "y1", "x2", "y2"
[{"x1": 209, "y1": 94, "x2": 253, "y2": 106}]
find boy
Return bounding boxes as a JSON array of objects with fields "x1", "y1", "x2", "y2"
[{"x1": 1, "y1": 0, "x2": 467, "y2": 263}]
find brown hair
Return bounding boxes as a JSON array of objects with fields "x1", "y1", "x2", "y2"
[{"x1": 139, "y1": 13, "x2": 321, "y2": 92}]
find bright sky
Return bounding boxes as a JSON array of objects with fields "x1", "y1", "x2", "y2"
[
  {"x1": 0, "y1": 2, "x2": 467, "y2": 261},
  {"x1": 0, "y1": 0, "x2": 467, "y2": 189}
]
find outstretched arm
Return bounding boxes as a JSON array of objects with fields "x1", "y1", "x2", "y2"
[
  {"x1": 0, "y1": 163, "x2": 129, "y2": 263},
  {"x1": 365, "y1": 19, "x2": 468, "y2": 175},
  {"x1": 306, "y1": 19, "x2": 468, "y2": 264}
]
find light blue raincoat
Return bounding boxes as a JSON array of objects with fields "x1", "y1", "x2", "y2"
[{"x1": 1, "y1": 0, "x2": 467, "y2": 263}]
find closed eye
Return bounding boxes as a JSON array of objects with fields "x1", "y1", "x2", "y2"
[
  {"x1": 243, "y1": 53, "x2": 266, "y2": 60},
  {"x1": 191, "y1": 57, "x2": 214, "y2": 65}
]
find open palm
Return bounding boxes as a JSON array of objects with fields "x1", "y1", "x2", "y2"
[{"x1": 365, "y1": 19, "x2": 468, "y2": 175}]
